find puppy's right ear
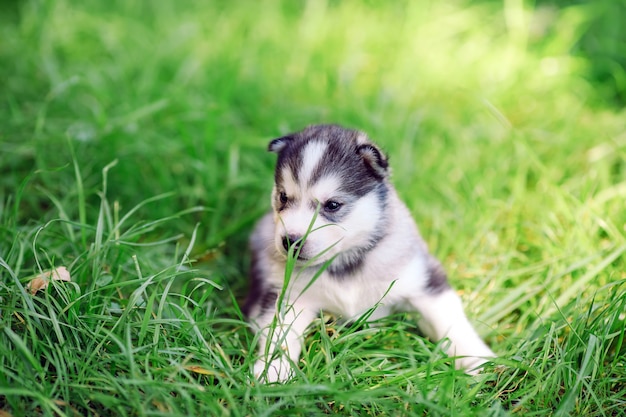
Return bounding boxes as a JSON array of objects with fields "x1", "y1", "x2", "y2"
[{"x1": 268, "y1": 135, "x2": 294, "y2": 153}]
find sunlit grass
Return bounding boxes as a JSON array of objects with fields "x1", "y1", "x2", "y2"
[{"x1": 1, "y1": 0, "x2": 625, "y2": 415}]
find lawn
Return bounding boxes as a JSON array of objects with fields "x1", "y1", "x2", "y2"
[{"x1": 1, "y1": 0, "x2": 625, "y2": 416}]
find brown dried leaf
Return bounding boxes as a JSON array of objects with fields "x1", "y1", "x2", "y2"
[
  {"x1": 26, "y1": 266, "x2": 71, "y2": 295},
  {"x1": 184, "y1": 365, "x2": 219, "y2": 376}
]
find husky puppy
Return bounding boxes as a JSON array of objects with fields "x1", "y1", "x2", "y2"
[{"x1": 244, "y1": 124, "x2": 494, "y2": 383}]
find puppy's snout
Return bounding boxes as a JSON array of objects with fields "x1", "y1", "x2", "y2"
[{"x1": 282, "y1": 234, "x2": 302, "y2": 252}]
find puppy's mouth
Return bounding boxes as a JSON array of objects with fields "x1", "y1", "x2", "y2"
[
  {"x1": 294, "y1": 252, "x2": 308, "y2": 261},
  {"x1": 279, "y1": 246, "x2": 323, "y2": 265},
  {"x1": 281, "y1": 248, "x2": 309, "y2": 262},
  {"x1": 278, "y1": 236, "x2": 336, "y2": 265}
]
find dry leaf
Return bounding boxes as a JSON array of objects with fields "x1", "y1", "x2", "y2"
[
  {"x1": 26, "y1": 266, "x2": 71, "y2": 295},
  {"x1": 184, "y1": 365, "x2": 219, "y2": 376}
]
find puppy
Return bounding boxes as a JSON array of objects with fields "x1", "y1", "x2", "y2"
[{"x1": 244, "y1": 124, "x2": 494, "y2": 383}]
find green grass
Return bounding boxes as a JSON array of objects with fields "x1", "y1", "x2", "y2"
[{"x1": 1, "y1": 0, "x2": 625, "y2": 415}]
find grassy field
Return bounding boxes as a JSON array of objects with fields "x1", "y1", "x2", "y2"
[{"x1": 1, "y1": 0, "x2": 625, "y2": 415}]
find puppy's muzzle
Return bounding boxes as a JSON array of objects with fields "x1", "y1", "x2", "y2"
[{"x1": 282, "y1": 234, "x2": 302, "y2": 253}]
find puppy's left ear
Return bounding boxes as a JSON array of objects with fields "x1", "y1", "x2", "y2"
[
  {"x1": 268, "y1": 135, "x2": 294, "y2": 153},
  {"x1": 358, "y1": 143, "x2": 389, "y2": 179}
]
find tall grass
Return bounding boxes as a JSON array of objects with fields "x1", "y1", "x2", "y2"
[{"x1": 1, "y1": 0, "x2": 625, "y2": 415}]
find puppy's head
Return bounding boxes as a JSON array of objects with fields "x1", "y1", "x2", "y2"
[{"x1": 268, "y1": 125, "x2": 390, "y2": 273}]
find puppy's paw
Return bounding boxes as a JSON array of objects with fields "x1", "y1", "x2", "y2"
[
  {"x1": 253, "y1": 359, "x2": 294, "y2": 384},
  {"x1": 458, "y1": 356, "x2": 492, "y2": 375},
  {"x1": 456, "y1": 347, "x2": 496, "y2": 375}
]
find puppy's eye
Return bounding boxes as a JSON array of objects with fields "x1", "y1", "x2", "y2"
[
  {"x1": 279, "y1": 192, "x2": 288, "y2": 204},
  {"x1": 323, "y1": 200, "x2": 342, "y2": 212}
]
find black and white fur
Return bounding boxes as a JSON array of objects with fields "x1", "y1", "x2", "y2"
[{"x1": 244, "y1": 124, "x2": 494, "y2": 383}]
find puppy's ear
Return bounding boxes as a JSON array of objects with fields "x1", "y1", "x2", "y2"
[
  {"x1": 357, "y1": 143, "x2": 389, "y2": 179},
  {"x1": 268, "y1": 135, "x2": 294, "y2": 153}
]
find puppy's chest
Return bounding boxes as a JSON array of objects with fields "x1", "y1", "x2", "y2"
[{"x1": 290, "y1": 270, "x2": 402, "y2": 318}]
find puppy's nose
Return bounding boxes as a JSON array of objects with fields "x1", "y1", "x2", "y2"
[{"x1": 282, "y1": 234, "x2": 301, "y2": 252}]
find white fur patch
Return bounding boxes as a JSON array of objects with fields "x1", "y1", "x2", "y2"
[
  {"x1": 355, "y1": 132, "x2": 369, "y2": 144},
  {"x1": 308, "y1": 176, "x2": 341, "y2": 203},
  {"x1": 279, "y1": 167, "x2": 299, "y2": 198},
  {"x1": 299, "y1": 141, "x2": 328, "y2": 187}
]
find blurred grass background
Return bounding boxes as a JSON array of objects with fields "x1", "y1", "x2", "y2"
[{"x1": 1, "y1": 0, "x2": 625, "y2": 415}]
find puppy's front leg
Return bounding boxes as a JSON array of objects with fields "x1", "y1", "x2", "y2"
[
  {"x1": 252, "y1": 304, "x2": 316, "y2": 383},
  {"x1": 410, "y1": 289, "x2": 495, "y2": 374}
]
